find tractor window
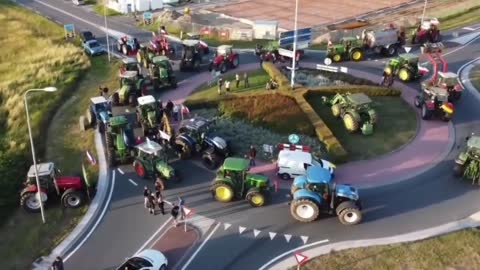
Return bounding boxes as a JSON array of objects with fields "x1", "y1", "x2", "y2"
[{"x1": 308, "y1": 183, "x2": 329, "y2": 196}]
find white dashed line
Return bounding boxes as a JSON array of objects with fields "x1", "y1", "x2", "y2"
[
  {"x1": 117, "y1": 168, "x2": 124, "y2": 174},
  {"x1": 128, "y1": 179, "x2": 138, "y2": 186}
]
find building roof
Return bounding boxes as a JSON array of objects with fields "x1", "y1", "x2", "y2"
[
  {"x1": 306, "y1": 166, "x2": 332, "y2": 184},
  {"x1": 90, "y1": 96, "x2": 108, "y2": 104},
  {"x1": 222, "y1": 157, "x2": 250, "y2": 171},
  {"x1": 137, "y1": 95, "x2": 156, "y2": 106},
  {"x1": 28, "y1": 162, "x2": 54, "y2": 177},
  {"x1": 136, "y1": 140, "x2": 163, "y2": 154}
]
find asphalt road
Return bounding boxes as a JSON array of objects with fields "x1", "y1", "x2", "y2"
[{"x1": 14, "y1": 1, "x2": 480, "y2": 269}]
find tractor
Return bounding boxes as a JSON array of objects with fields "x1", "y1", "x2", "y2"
[
  {"x1": 136, "y1": 95, "x2": 163, "y2": 138},
  {"x1": 136, "y1": 44, "x2": 157, "y2": 68},
  {"x1": 255, "y1": 42, "x2": 303, "y2": 63},
  {"x1": 133, "y1": 139, "x2": 180, "y2": 188},
  {"x1": 414, "y1": 82, "x2": 454, "y2": 121},
  {"x1": 411, "y1": 18, "x2": 441, "y2": 44},
  {"x1": 208, "y1": 45, "x2": 240, "y2": 73},
  {"x1": 211, "y1": 157, "x2": 274, "y2": 207},
  {"x1": 289, "y1": 165, "x2": 362, "y2": 225},
  {"x1": 79, "y1": 96, "x2": 111, "y2": 133},
  {"x1": 175, "y1": 116, "x2": 231, "y2": 169},
  {"x1": 120, "y1": 58, "x2": 140, "y2": 74},
  {"x1": 323, "y1": 93, "x2": 377, "y2": 135},
  {"x1": 148, "y1": 56, "x2": 177, "y2": 90},
  {"x1": 179, "y1": 39, "x2": 211, "y2": 71},
  {"x1": 454, "y1": 134, "x2": 480, "y2": 184},
  {"x1": 382, "y1": 53, "x2": 427, "y2": 83},
  {"x1": 116, "y1": 36, "x2": 140, "y2": 56},
  {"x1": 105, "y1": 115, "x2": 136, "y2": 167},
  {"x1": 150, "y1": 33, "x2": 175, "y2": 57},
  {"x1": 20, "y1": 162, "x2": 86, "y2": 213},
  {"x1": 112, "y1": 71, "x2": 153, "y2": 107}
]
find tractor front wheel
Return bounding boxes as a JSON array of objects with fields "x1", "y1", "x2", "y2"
[
  {"x1": 212, "y1": 183, "x2": 234, "y2": 203},
  {"x1": 332, "y1": 54, "x2": 342, "y2": 62},
  {"x1": 202, "y1": 150, "x2": 221, "y2": 170},
  {"x1": 337, "y1": 201, "x2": 362, "y2": 225},
  {"x1": 134, "y1": 161, "x2": 147, "y2": 178},
  {"x1": 20, "y1": 192, "x2": 46, "y2": 213},
  {"x1": 454, "y1": 164, "x2": 465, "y2": 177},
  {"x1": 350, "y1": 49, "x2": 363, "y2": 61},
  {"x1": 175, "y1": 138, "x2": 193, "y2": 159},
  {"x1": 343, "y1": 113, "x2": 359, "y2": 132},
  {"x1": 387, "y1": 45, "x2": 398, "y2": 56},
  {"x1": 331, "y1": 104, "x2": 341, "y2": 118},
  {"x1": 421, "y1": 104, "x2": 433, "y2": 120},
  {"x1": 62, "y1": 189, "x2": 85, "y2": 209},
  {"x1": 398, "y1": 68, "x2": 411, "y2": 82},
  {"x1": 246, "y1": 190, "x2": 266, "y2": 207},
  {"x1": 290, "y1": 199, "x2": 319, "y2": 223},
  {"x1": 107, "y1": 148, "x2": 116, "y2": 167}
]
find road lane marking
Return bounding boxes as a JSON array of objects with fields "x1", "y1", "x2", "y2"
[
  {"x1": 64, "y1": 169, "x2": 116, "y2": 261},
  {"x1": 258, "y1": 238, "x2": 329, "y2": 270},
  {"x1": 134, "y1": 216, "x2": 173, "y2": 255},
  {"x1": 128, "y1": 178, "x2": 138, "y2": 186},
  {"x1": 463, "y1": 27, "x2": 476, "y2": 31},
  {"x1": 117, "y1": 168, "x2": 124, "y2": 174},
  {"x1": 180, "y1": 222, "x2": 221, "y2": 270}
]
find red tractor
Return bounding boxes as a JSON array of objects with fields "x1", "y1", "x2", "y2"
[
  {"x1": 411, "y1": 18, "x2": 441, "y2": 44},
  {"x1": 208, "y1": 45, "x2": 240, "y2": 73},
  {"x1": 19, "y1": 162, "x2": 86, "y2": 213},
  {"x1": 150, "y1": 34, "x2": 175, "y2": 58}
]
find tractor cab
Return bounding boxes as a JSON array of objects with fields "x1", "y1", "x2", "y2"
[
  {"x1": 119, "y1": 70, "x2": 139, "y2": 87},
  {"x1": 151, "y1": 56, "x2": 173, "y2": 75},
  {"x1": 136, "y1": 139, "x2": 167, "y2": 162},
  {"x1": 183, "y1": 39, "x2": 210, "y2": 55},
  {"x1": 26, "y1": 163, "x2": 60, "y2": 188},
  {"x1": 398, "y1": 53, "x2": 419, "y2": 65},
  {"x1": 179, "y1": 116, "x2": 212, "y2": 139},
  {"x1": 215, "y1": 45, "x2": 233, "y2": 58},
  {"x1": 90, "y1": 96, "x2": 111, "y2": 124},
  {"x1": 436, "y1": 71, "x2": 463, "y2": 98},
  {"x1": 466, "y1": 136, "x2": 480, "y2": 157},
  {"x1": 137, "y1": 95, "x2": 160, "y2": 112},
  {"x1": 293, "y1": 166, "x2": 333, "y2": 198},
  {"x1": 346, "y1": 93, "x2": 373, "y2": 109},
  {"x1": 121, "y1": 58, "x2": 140, "y2": 74}
]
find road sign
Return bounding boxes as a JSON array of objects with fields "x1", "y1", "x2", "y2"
[
  {"x1": 279, "y1": 28, "x2": 312, "y2": 47},
  {"x1": 183, "y1": 206, "x2": 195, "y2": 217},
  {"x1": 64, "y1": 24, "x2": 75, "y2": 39},
  {"x1": 294, "y1": 252, "x2": 309, "y2": 267},
  {"x1": 288, "y1": 134, "x2": 300, "y2": 144},
  {"x1": 296, "y1": 41, "x2": 310, "y2": 50},
  {"x1": 404, "y1": 46, "x2": 412, "y2": 53},
  {"x1": 278, "y1": 48, "x2": 294, "y2": 58}
]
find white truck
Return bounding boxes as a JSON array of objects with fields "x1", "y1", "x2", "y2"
[
  {"x1": 276, "y1": 144, "x2": 336, "y2": 180},
  {"x1": 361, "y1": 27, "x2": 405, "y2": 56}
]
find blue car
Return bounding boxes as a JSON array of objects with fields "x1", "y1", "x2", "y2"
[{"x1": 84, "y1": 40, "x2": 105, "y2": 56}]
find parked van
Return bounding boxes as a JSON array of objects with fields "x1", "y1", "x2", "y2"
[
  {"x1": 277, "y1": 145, "x2": 335, "y2": 180},
  {"x1": 72, "y1": 0, "x2": 84, "y2": 6}
]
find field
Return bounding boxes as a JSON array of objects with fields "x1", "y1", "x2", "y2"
[
  {"x1": 439, "y1": 5, "x2": 480, "y2": 31},
  {"x1": 295, "y1": 228, "x2": 480, "y2": 270},
  {"x1": 307, "y1": 94, "x2": 417, "y2": 161}
]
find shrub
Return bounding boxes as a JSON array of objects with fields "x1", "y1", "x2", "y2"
[
  {"x1": 298, "y1": 68, "x2": 378, "y2": 86},
  {"x1": 305, "y1": 86, "x2": 401, "y2": 97}
]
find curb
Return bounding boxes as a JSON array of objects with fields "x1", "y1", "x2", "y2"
[
  {"x1": 264, "y1": 211, "x2": 480, "y2": 270},
  {"x1": 32, "y1": 130, "x2": 110, "y2": 269}
]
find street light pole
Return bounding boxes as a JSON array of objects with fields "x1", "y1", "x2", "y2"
[
  {"x1": 24, "y1": 87, "x2": 58, "y2": 224},
  {"x1": 290, "y1": 0, "x2": 299, "y2": 89},
  {"x1": 420, "y1": 0, "x2": 428, "y2": 24},
  {"x1": 104, "y1": 3, "x2": 111, "y2": 62}
]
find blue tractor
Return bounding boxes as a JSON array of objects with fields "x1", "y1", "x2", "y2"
[
  {"x1": 289, "y1": 166, "x2": 363, "y2": 225},
  {"x1": 79, "y1": 96, "x2": 112, "y2": 133}
]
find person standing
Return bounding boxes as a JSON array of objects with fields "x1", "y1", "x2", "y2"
[
  {"x1": 156, "y1": 190, "x2": 165, "y2": 215},
  {"x1": 217, "y1": 77, "x2": 224, "y2": 95},
  {"x1": 244, "y1": 72, "x2": 250, "y2": 88},
  {"x1": 51, "y1": 256, "x2": 64, "y2": 270},
  {"x1": 249, "y1": 145, "x2": 257, "y2": 166},
  {"x1": 143, "y1": 186, "x2": 150, "y2": 209},
  {"x1": 171, "y1": 203, "x2": 180, "y2": 227},
  {"x1": 225, "y1": 80, "x2": 231, "y2": 92},
  {"x1": 166, "y1": 100, "x2": 174, "y2": 117},
  {"x1": 178, "y1": 197, "x2": 185, "y2": 220},
  {"x1": 259, "y1": 54, "x2": 264, "y2": 68},
  {"x1": 235, "y1": 73, "x2": 240, "y2": 89},
  {"x1": 148, "y1": 192, "x2": 156, "y2": 215},
  {"x1": 155, "y1": 175, "x2": 165, "y2": 192}
]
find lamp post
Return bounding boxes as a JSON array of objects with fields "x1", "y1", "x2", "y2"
[
  {"x1": 290, "y1": 0, "x2": 299, "y2": 88},
  {"x1": 104, "y1": 3, "x2": 111, "y2": 61},
  {"x1": 420, "y1": 0, "x2": 428, "y2": 24},
  {"x1": 24, "y1": 87, "x2": 58, "y2": 224}
]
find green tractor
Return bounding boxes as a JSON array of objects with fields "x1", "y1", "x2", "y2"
[
  {"x1": 112, "y1": 71, "x2": 154, "y2": 107},
  {"x1": 384, "y1": 53, "x2": 425, "y2": 82},
  {"x1": 136, "y1": 95, "x2": 163, "y2": 138},
  {"x1": 326, "y1": 37, "x2": 365, "y2": 62},
  {"x1": 105, "y1": 115, "x2": 136, "y2": 167},
  {"x1": 148, "y1": 56, "x2": 177, "y2": 90},
  {"x1": 454, "y1": 134, "x2": 480, "y2": 184},
  {"x1": 211, "y1": 157, "x2": 274, "y2": 207},
  {"x1": 323, "y1": 93, "x2": 377, "y2": 135},
  {"x1": 136, "y1": 45, "x2": 157, "y2": 68},
  {"x1": 133, "y1": 139, "x2": 180, "y2": 187}
]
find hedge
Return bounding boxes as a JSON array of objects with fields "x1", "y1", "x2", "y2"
[
  {"x1": 262, "y1": 62, "x2": 290, "y2": 91},
  {"x1": 298, "y1": 68, "x2": 379, "y2": 86},
  {"x1": 306, "y1": 85, "x2": 402, "y2": 97}
]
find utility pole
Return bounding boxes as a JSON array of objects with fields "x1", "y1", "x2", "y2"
[
  {"x1": 104, "y1": 2, "x2": 111, "y2": 62},
  {"x1": 420, "y1": 0, "x2": 428, "y2": 24},
  {"x1": 290, "y1": 0, "x2": 299, "y2": 89}
]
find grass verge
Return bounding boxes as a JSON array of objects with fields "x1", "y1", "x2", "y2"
[
  {"x1": 307, "y1": 94, "x2": 417, "y2": 161},
  {"x1": 93, "y1": 4, "x2": 121, "y2": 16},
  {"x1": 295, "y1": 228, "x2": 480, "y2": 270},
  {"x1": 471, "y1": 64, "x2": 480, "y2": 91},
  {"x1": 439, "y1": 5, "x2": 480, "y2": 31},
  {"x1": 0, "y1": 56, "x2": 117, "y2": 270}
]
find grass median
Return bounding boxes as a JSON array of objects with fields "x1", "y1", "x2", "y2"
[
  {"x1": 294, "y1": 228, "x2": 480, "y2": 270},
  {"x1": 471, "y1": 64, "x2": 480, "y2": 91},
  {"x1": 439, "y1": 5, "x2": 480, "y2": 31}
]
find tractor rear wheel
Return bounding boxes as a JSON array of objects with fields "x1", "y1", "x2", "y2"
[
  {"x1": 107, "y1": 148, "x2": 116, "y2": 167},
  {"x1": 105, "y1": 132, "x2": 114, "y2": 150},
  {"x1": 20, "y1": 192, "x2": 46, "y2": 213},
  {"x1": 112, "y1": 93, "x2": 120, "y2": 106},
  {"x1": 398, "y1": 68, "x2": 411, "y2": 82},
  {"x1": 61, "y1": 189, "x2": 85, "y2": 209},
  {"x1": 343, "y1": 113, "x2": 359, "y2": 132},
  {"x1": 350, "y1": 49, "x2": 363, "y2": 61},
  {"x1": 290, "y1": 198, "x2": 319, "y2": 223},
  {"x1": 212, "y1": 182, "x2": 234, "y2": 203},
  {"x1": 175, "y1": 138, "x2": 193, "y2": 159},
  {"x1": 246, "y1": 190, "x2": 266, "y2": 207},
  {"x1": 337, "y1": 201, "x2": 362, "y2": 225},
  {"x1": 454, "y1": 164, "x2": 465, "y2": 177},
  {"x1": 421, "y1": 104, "x2": 433, "y2": 120},
  {"x1": 387, "y1": 45, "x2": 398, "y2": 56},
  {"x1": 129, "y1": 95, "x2": 136, "y2": 107},
  {"x1": 331, "y1": 104, "x2": 341, "y2": 118},
  {"x1": 134, "y1": 161, "x2": 147, "y2": 178}
]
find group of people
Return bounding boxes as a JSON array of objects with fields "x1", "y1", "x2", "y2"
[
  {"x1": 217, "y1": 73, "x2": 250, "y2": 95},
  {"x1": 143, "y1": 176, "x2": 186, "y2": 227}
]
